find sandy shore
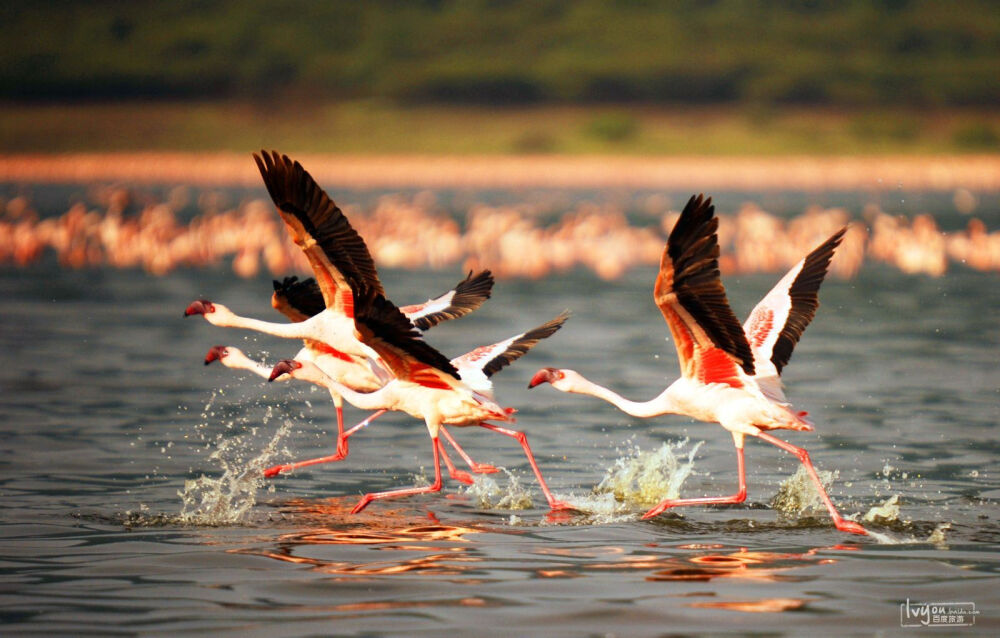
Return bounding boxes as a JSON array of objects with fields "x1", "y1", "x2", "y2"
[{"x1": 0, "y1": 153, "x2": 998, "y2": 191}]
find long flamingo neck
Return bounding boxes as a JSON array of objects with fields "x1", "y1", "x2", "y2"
[
  {"x1": 570, "y1": 375, "x2": 680, "y2": 418},
  {"x1": 213, "y1": 310, "x2": 308, "y2": 340},
  {"x1": 307, "y1": 371, "x2": 391, "y2": 412},
  {"x1": 228, "y1": 353, "x2": 273, "y2": 380}
]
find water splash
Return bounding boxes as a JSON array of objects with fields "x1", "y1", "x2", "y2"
[
  {"x1": 463, "y1": 470, "x2": 534, "y2": 510},
  {"x1": 863, "y1": 494, "x2": 901, "y2": 523},
  {"x1": 177, "y1": 419, "x2": 293, "y2": 525},
  {"x1": 594, "y1": 439, "x2": 704, "y2": 508},
  {"x1": 770, "y1": 466, "x2": 836, "y2": 517}
]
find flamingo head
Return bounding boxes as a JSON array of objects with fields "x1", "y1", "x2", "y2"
[
  {"x1": 269, "y1": 359, "x2": 303, "y2": 382},
  {"x1": 528, "y1": 367, "x2": 571, "y2": 390},
  {"x1": 184, "y1": 299, "x2": 216, "y2": 317},
  {"x1": 204, "y1": 345, "x2": 229, "y2": 365}
]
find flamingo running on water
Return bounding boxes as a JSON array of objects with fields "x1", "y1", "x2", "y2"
[
  {"x1": 528, "y1": 194, "x2": 868, "y2": 535},
  {"x1": 269, "y1": 292, "x2": 573, "y2": 514},
  {"x1": 203, "y1": 344, "x2": 499, "y2": 484},
  {"x1": 185, "y1": 150, "x2": 496, "y2": 477},
  {"x1": 198, "y1": 270, "x2": 494, "y2": 476}
]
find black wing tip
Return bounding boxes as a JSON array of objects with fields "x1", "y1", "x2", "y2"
[
  {"x1": 770, "y1": 227, "x2": 848, "y2": 374},
  {"x1": 450, "y1": 269, "x2": 495, "y2": 308},
  {"x1": 523, "y1": 309, "x2": 571, "y2": 341},
  {"x1": 410, "y1": 269, "x2": 496, "y2": 331},
  {"x1": 454, "y1": 269, "x2": 495, "y2": 300},
  {"x1": 671, "y1": 193, "x2": 715, "y2": 236},
  {"x1": 481, "y1": 311, "x2": 571, "y2": 378}
]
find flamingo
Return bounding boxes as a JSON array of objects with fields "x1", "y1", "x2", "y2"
[
  {"x1": 184, "y1": 150, "x2": 400, "y2": 362},
  {"x1": 198, "y1": 270, "x2": 494, "y2": 476},
  {"x1": 528, "y1": 194, "x2": 868, "y2": 535},
  {"x1": 269, "y1": 291, "x2": 572, "y2": 514},
  {"x1": 185, "y1": 149, "x2": 496, "y2": 475},
  {"x1": 203, "y1": 344, "x2": 499, "y2": 484}
]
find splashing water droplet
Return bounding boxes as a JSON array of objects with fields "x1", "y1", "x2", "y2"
[
  {"x1": 463, "y1": 470, "x2": 534, "y2": 510},
  {"x1": 594, "y1": 439, "x2": 704, "y2": 508},
  {"x1": 771, "y1": 466, "x2": 836, "y2": 517},
  {"x1": 863, "y1": 494, "x2": 901, "y2": 523},
  {"x1": 177, "y1": 419, "x2": 293, "y2": 525}
]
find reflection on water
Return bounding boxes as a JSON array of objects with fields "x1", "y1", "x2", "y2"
[
  {"x1": 239, "y1": 495, "x2": 849, "y2": 601},
  {"x1": 688, "y1": 597, "x2": 809, "y2": 612},
  {"x1": 234, "y1": 497, "x2": 492, "y2": 577}
]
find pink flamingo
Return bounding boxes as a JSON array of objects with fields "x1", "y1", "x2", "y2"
[
  {"x1": 203, "y1": 343, "x2": 497, "y2": 484},
  {"x1": 529, "y1": 194, "x2": 868, "y2": 535},
  {"x1": 270, "y1": 293, "x2": 572, "y2": 514}
]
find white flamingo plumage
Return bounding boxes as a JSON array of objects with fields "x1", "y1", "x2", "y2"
[
  {"x1": 270, "y1": 295, "x2": 572, "y2": 514},
  {"x1": 528, "y1": 194, "x2": 868, "y2": 535}
]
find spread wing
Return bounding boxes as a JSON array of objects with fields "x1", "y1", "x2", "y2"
[
  {"x1": 452, "y1": 311, "x2": 569, "y2": 378},
  {"x1": 354, "y1": 292, "x2": 461, "y2": 390},
  {"x1": 744, "y1": 228, "x2": 845, "y2": 388},
  {"x1": 254, "y1": 150, "x2": 383, "y2": 317},
  {"x1": 653, "y1": 194, "x2": 754, "y2": 388},
  {"x1": 271, "y1": 276, "x2": 325, "y2": 322},
  {"x1": 400, "y1": 270, "x2": 495, "y2": 331}
]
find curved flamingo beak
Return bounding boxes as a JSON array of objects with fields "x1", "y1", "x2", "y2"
[
  {"x1": 204, "y1": 346, "x2": 227, "y2": 365},
  {"x1": 184, "y1": 299, "x2": 215, "y2": 317},
  {"x1": 528, "y1": 367, "x2": 558, "y2": 389},
  {"x1": 269, "y1": 359, "x2": 301, "y2": 382}
]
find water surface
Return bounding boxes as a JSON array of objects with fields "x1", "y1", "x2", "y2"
[{"x1": 1, "y1": 194, "x2": 998, "y2": 636}]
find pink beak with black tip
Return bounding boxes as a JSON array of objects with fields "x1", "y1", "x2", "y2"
[
  {"x1": 184, "y1": 299, "x2": 215, "y2": 317},
  {"x1": 269, "y1": 359, "x2": 301, "y2": 382},
  {"x1": 528, "y1": 367, "x2": 559, "y2": 389},
  {"x1": 204, "y1": 346, "x2": 227, "y2": 365}
]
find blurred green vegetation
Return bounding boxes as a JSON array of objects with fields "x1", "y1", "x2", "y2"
[
  {"x1": 2, "y1": 101, "x2": 997, "y2": 154},
  {"x1": 3, "y1": 0, "x2": 999, "y2": 107}
]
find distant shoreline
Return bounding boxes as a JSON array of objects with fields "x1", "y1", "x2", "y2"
[{"x1": 1, "y1": 153, "x2": 998, "y2": 191}]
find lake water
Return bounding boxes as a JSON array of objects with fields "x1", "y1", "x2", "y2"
[{"x1": 1, "y1": 188, "x2": 998, "y2": 636}]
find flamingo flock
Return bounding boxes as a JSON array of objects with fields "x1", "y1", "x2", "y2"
[
  {"x1": 186, "y1": 150, "x2": 869, "y2": 535},
  {"x1": 4, "y1": 187, "x2": 999, "y2": 280}
]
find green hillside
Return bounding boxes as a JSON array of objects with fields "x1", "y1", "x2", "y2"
[{"x1": 3, "y1": 1, "x2": 999, "y2": 106}]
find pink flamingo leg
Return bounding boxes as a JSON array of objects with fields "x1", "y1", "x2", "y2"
[
  {"x1": 477, "y1": 423, "x2": 573, "y2": 511},
  {"x1": 439, "y1": 441, "x2": 475, "y2": 485},
  {"x1": 753, "y1": 431, "x2": 868, "y2": 536},
  {"x1": 262, "y1": 409, "x2": 388, "y2": 478},
  {"x1": 440, "y1": 427, "x2": 499, "y2": 475},
  {"x1": 642, "y1": 445, "x2": 747, "y2": 520},
  {"x1": 351, "y1": 436, "x2": 444, "y2": 514}
]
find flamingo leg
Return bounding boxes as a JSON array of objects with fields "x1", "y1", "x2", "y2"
[
  {"x1": 351, "y1": 436, "x2": 444, "y2": 514},
  {"x1": 753, "y1": 431, "x2": 868, "y2": 536},
  {"x1": 641, "y1": 442, "x2": 747, "y2": 520},
  {"x1": 333, "y1": 403, "x2": 347, "y2": 455},
  {"x1": 262, "y1": 409, "x2": 388, "y2": 478},
  {"x1": 477, "y1": 423, "x2": 573, "y2": 511},
  {"x1": 439, "y1": 440, "x2": 474, "y2": 485},
  {"x1": 440, "y1": 427, "x2": 500, "y2": 475}
]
